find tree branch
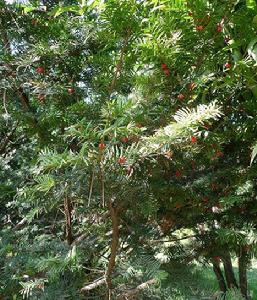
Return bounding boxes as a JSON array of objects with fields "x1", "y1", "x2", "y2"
[
  {"x1": 108, "y1": 29, "x2": 131, "y2": 95},
  {"x1": 80, "y1": 277, "x2": 105, "y2": 293},
  {"x1": 116, "y1": 279, "x2": 157, "y2": 300},
  {"x1": 64, "y1": 195, "x2": 73, "y2": 245},
  {"x1": 151, "y1": 234, "x2": 200, "y2": 243}
]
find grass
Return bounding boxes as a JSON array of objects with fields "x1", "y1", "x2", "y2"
[{"x1": 153, "y1": 262, "x2": 257, "y2": 300}]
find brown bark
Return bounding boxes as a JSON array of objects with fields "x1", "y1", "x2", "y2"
[
  {"x1": 221, "y1": 252, "x2": 238, "y2": 289},
  {"x1": 211, "y1": 259, "x2": 227, "y2": 293},
  {"x1": 108, "y1": 29, "x2": 131, "y2": 95},
  {"x1": 81, "y1": 277, "x2": 105, "y2": 293},
  {"x1": 16, "y1": 87, "x2": 31, "y2": 111},
  {"x1": 116, "y1": 279, "x2": 157, "y2": 300},
  {"x1": 64, "y1": 196, "x2": 73, "y2": 245},
  {"x1": 105, "y1": 201, "x2": 120, "y2": 292},
  {"x1": 238, "y1": 247, "x2": 249, "y2": 299}
]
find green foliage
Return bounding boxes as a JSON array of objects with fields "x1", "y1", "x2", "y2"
[{"x1": 1, "y1": 0, "x2": 257, "y2": 299}]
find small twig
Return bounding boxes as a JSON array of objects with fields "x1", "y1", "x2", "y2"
[
  {"x1": 100, "y1": 163, "x2": 105, "y2": 207},
  {"x1": 64, "y1": 194, "x2": 73, "y2": 245},
  {"x1": 151, "y1": 234, "x2": 200, "y2": 243},
  {"x1": 2, "y1": 89, "x2": 9, "y2": 115},
  {"x1": 50, "y1": 209, "x2": 60, "y2": 232},
  {"x1": 13, "y1": 217, "x2": 27, "y2": 230},
  {"x1": 88, "y1": 171, "x2": 95, "y2": 207},
  {"x1": 108, "y1": 29, "x2": 131, "y2": 95},
  {"x1": 83, "y1": 267, "x2": 105, "y2": 274}
]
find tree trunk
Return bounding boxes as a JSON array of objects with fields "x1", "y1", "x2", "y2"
[
  {"x1": 105, "y1": 200, "x2": 120, "y2": 293},
  {"x1": 212, "y1": 259, "x2": 227, "y2": 293},
  {"x1": 221, "y1": 252, "x2": 238, "y2": 289},
  {"x1": 64, "y1": 196, "x2": 73, "y2": 245},
  {"x1": 238, "y1": 247, "x2": 249, "y2": 299}
]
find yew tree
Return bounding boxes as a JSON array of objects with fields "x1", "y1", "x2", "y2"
[{"x1": 1, "y1": 0, "x2": 257, "y2": 300}]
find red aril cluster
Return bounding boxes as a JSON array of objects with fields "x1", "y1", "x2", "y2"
[
  {"x1": 99, "y1": 143, "x2": 106, "y2": 151},
  {"x1": 161, "y1": 63, "x2": 170, "y2": 76},
  {"x1": 196, "y1": 25, "x2": 204, "y2": 31},
  {"x1": 118, "y1": 156, "x2": 126, "y2": 165},
  {"x1": 68, "y1": 88, "x2": 75, "y2": 95},
  {"x1": 36, "y1": 66, "x2": 45, "y2": 74},
  {"x1": 177, "y1": 94, "x2": 185, "y2": 101}
]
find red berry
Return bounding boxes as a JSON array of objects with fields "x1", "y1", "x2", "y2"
[
  {"x1": 175, "y1": 202, "x2": 183, "y2": 209},
  {"x1": 188, "y1": 11, "x2": 193, "y2": 17},
  {"x1": 196, "y1": 25, "x2": 204, "y2": 31},
  {"x1": 175, "y1": 170, "x2": 182, "y2": 177},
  {"x1": 36, "y1": 67, "x2": 45, "y2": 74},
  {"x1": 216, "y1": 151, "x2": 224, "y2": 157},
  {"x1": 216, "y1": 24, "x2": 223, "y2": 33},
  {"x1": 161, "y1": 63, "x2": 168, "y2": 70},
  {"x1": 121, "y1": 137, "x2": 129, "y2": 143},
  {"x1": 213, "y1": 256, "x2": 221, "y2": 263},
  {"x1": 191, "y1": 136, "x2": 197, "y2": 143},
  {"x1": 163, "y1": 68, "x2": 170, "y2": 76},
  {"x1": 118, "y1": 156, "x2": 126, "y2": 165},
  {"x1": 224, "y1": 62, "x2": 231, "y2": 69},
  {"x1": 99, "y1": 143, "x2": 105, "y2": 150},
  {"x1": 67, "y1": 88, "x2": 75, "y2": 95},
  {"x1": 177, "y1": 94, "x2": 185, "y2": 101},
  {"x1": 188, "y1": 82, "x2": 196, "y2": 91}
]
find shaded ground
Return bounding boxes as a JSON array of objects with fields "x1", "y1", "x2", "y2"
[{"x1": 151, "y1": 262, "x2": 257, "y2": 300}]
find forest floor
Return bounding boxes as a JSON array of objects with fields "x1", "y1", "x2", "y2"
[{"x1": 160, "y1": 262, "x2": 257, "y2": 300}]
